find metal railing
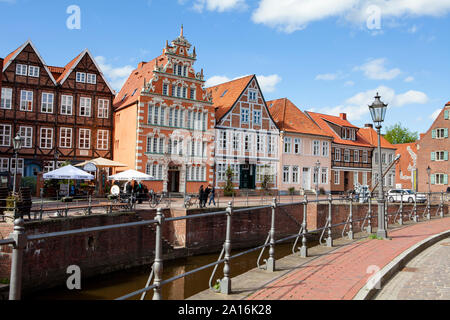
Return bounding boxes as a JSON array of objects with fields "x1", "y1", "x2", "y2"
[{"x1": 0, "y1": 191, "x2": 448, "y2": 300}]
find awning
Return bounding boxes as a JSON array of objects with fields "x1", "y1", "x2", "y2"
[
  {"x1": 108, "y1": 170, "x2": 154, "y2": 181},
  {"x1": 43, "y1": 165, "x2": 94, "y2": 180}
]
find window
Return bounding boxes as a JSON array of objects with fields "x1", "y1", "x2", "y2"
[
  {"x1": 79, "y1": 129, "x2": 91, "y2": 149},
  {"x1": 284, "y1": 137, "x2": 292, "y2": 153},
  {"x1": 294, "y1": 138, "x2": 301, "y2": 154},
  {"x1": 176, "y1": 86, "x2": 181, "y2": 98},
  {"x1": 283, "y1": 166, "x2": 290, "y2": 183},
  {"x1": 353, "y1": 172, "x2": 359, "y2": 186},
  {"x1": 433, "y1": 174, "x2": 448, "y2": 185},
  {"x1": 292, "y1": 166, "x2": 299, "y2": 184},
  {"x1": 322, "y1": 141, "x2": 329, "y2": 157},
  {"x1": 41, "y1": 93, "x2": 54, "y2": 113},
  {"x1": 257, "y1": 135, "x2": 262, "y2": 152},
  {"x1": 80, "y1": 97, "x2": 91, "y2": 117},
  {"x1": 313, "y1": 169, "x2": 318, "y2": 185},
  {"x1": 190, "y1": 88, "x2": 196, "y2": 100},
  {"x1": 381, "y1": 153, "x2": 386, "y2": 165},
  {"x1": 86, "y1": 73, "x2": 96, "y2": 84},
  {"x1": 61, "y1": 95, "x2": 73, "y2": 115},
  {"x1": 233, "y1": 133, "x2": 240, "y2": 150},
  {"x1": 174, "y1": 109, "x2": 179, "y2": 127},
  {"x1": 363, "y1": 151, "x2": 368, "y2": 163},
  {"x1": 241, "y1": 108, "x2": 249, "y2": 124},
  {"x1": 344, "y1": 149, "x2": 350, "y2": 162},
  {"x1": 1, "y1": 88, "x2": 12, "y2": 109},
  {"x1": 97, "y1": 130, "x2": 109, "y2": 150},
  {"x1": 19, "y1": 126, "x2": 32, "y2": 148},
  {"x1": 0, "y1": 158, "x2": 9, "y2": 172},
  {"x1": 313, "y1": 141, "x2": 320, "y2": 156},
  {"x1": 163, "y1": 84, "x2": 169, "y2": 96},
  {"x1": 354, "y1": 150, "x2": 359, "y2": 163},
  {"x1": 388, "y1": 154, "x2": 394, "y2": 164},
  {"x1": 362, "y1": 172, "x2": 368, "y2": 186},
  {"x1": 244, "y1": 134, "x2": 250, "y2": 152},
  {"x1": 321, "y1": 168, "x2": 328, "y2": 184},
  {"x1": 0, "y1": 124, "x2": 11, "y2": 147},
  {"x1": 160, "y1": 107, "x2": 166, "y2": 126},
  {"x1": 445, "y1": 110, "x2": 449, "y2": 120},
  {"x1": 28, "y1": 66, "x2": 39, "y2": 77},
  {"x1": 171, "y1": 85, "x2": 175, "y2": 97},
  {"x1": 146, "y1": 164, "x2": 163, "y2": 180},
  {"x1": 76, "y1": 72, "x2": 86, "y2": 83},
  {"x1": 253, "y1": 111, "x2": 262, "y2": 125},
  {"x1": 60, "y1": 128, "x2": 72, "y2": 148},
  {"x1": 40, "y1": 128, "x2": 53, "y2": 149},
  {"x1": 10, "y1": 158, "x2": 24, "y2": 176},
  {"x1": 16, "y1": 64, "x2": 27, "y2": 76},
  {"x1": 335, "y1": 148, "x2": 341, "y2": 161},
  {"x1": 20, "y1": 90, "x2": 33, "y2": 111},
  {"x1": 375, "y1": 152, "x2": 379, "y2": 164},
  {"x1": 169, "y1": 108, "x2": 174, "y2": 127},
  {"x1": 268, "y1": 136, "x2": 275, "y2": 154},
  {"x1": 202, "y1": 112, "x2": 207, "y2": 131},
  {"x1": 433, "y1": 151, "x2": 449, "y2": 161},
  {"x1": 217, "y1": 164, "x2": 226, "y2": 181},
  {"x1": 434, "y1": 128, "x2": 449, "y2": 139},
  {"x1": 98, "y1": 99, "x2": 109, "y2": 118},
  {"x1": 248, "y1": 90, "x2": 257, "y2": 101},
  {"x1": 220, "y1": 131, "x2": 227, "y2": 149}
]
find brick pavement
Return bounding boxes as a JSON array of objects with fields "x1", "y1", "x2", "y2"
[{"x1": 247, "y1": 217, "x2": 450, "y2": 300}]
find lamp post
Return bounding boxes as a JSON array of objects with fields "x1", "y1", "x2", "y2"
[
  {"x1": 12, "y1": 135, "x2": 24, "y2": 195},
  {"x1": 369, "y1": 93, "x2": 388, "y2": 239},
  {"x1": 426, "y1": 166, "x2": 431, "y2": 194},
  {"x1": 314, "y1": 160, "x2": 321, "y2": 200}
]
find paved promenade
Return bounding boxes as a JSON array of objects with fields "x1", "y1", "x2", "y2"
[
  {"x1": 247, "y1": 217, "x2": 450, "y2": 300},
  {"x1": 375, "y1": 238, "x2": 450, "y2": 300}
]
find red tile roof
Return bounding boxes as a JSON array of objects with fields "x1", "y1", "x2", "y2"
[
  {"x1": 207, "y1": 75, "x2": 254, "y2": 121},
  {"x1": 2, "y1": 43, "x2": 24, "y2": 70},
  {"x1": 267, "y1": 98, "x2": 332, "y2": 138},
  {"x1": 47, "y1": 65, "x2": 65, "y2": 80},
  {"x1": 307, "y1": 111, "x2": 373, "y2": 148},
  {"x1": 359, "y1": 127, "x2": 397, "y2": 150},
  {"x1": 113, "y1": 55, "x2": 167, "y2": 111},
  {"x1": 55, "y1": 52, "x2": 84, "y2": 83}
]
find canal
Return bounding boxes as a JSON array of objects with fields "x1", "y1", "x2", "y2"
[{"x1": 26, "y1": 240, "x2": 316, "y2": 300}]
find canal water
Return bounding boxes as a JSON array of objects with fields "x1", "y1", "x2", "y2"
[{"x1": 26, "y1": 240, "x2": 316, "y2": 300}]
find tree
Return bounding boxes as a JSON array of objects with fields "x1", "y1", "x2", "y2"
[
  {"x1": 223, "y1": 166, "x2": 235, "y2": 197},
  {"x1": 384, "y1": 123, "x2": 418, "y2": 145}
]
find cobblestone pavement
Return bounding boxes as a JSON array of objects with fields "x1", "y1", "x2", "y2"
[
  {"x1": 375, "y1": 238, "x2": 450, "y2": 300},
  {"x1": 247, "y1": 217, "x2": 450, "y2": 300}
]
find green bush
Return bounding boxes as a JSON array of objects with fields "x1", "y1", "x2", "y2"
[
  {"x1": 223, "y1": 166, "x2": 235, "y2": 197},
  {"x1": 288, "y1": 187, "x2": 296, "y2": 196},
  {"x1": 21, "y1": 176, "x2": 37, "y2": 195}
]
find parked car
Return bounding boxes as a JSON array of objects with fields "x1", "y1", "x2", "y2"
[{"x1": 387, "y1": 189, "x2": 427, "y2": 203}]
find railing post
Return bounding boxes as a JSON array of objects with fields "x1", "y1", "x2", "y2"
[
  {"x1": 300, "y1": 196, "x2": 308, "y2": 258},
  {"x1": 88, "y1": 195, "x2": 92, "y2": 216},
  {"x1": 221, "y1": 202, "x2": 233, "y2": 294},
  {"x1": 266, "y1": 198, "x2": 277, "y2": 272},
  {"x1": 413, "y1": 195, "x2": 418, "y2": 222},
  {"x1": 9, "y1": 218, "x2": 26, "y2": 300},
  {"x1": 399, "y1": 192, "x2": 403, "y2": 226},
  {"x1": 348, "y1": 197, "x2": 354, "y2": 240},
  {"x1": 367, "y1": 193, "x2": 372, "y2": 234},
  {"x1": 246, "y1": 192, "x2": 249, "y2": 207},
  {"x1": 385, "y1": 193, "x2": 389, "y2": 229},
  {"x1": 153, "y1": 208, "x2": 164, "y2": 300},
  {"x1": 327, "y1": 195, "x2": 333, "y2": 247},
  {"x1": 40, "y1": 196, "x2": 44, "y2": 220},
  {"x1": 426, "y1": 192, "x2": 431, "y2": 220},
  {"x1": 440, "y1": 192, "x2": 444, "y2": 218}
]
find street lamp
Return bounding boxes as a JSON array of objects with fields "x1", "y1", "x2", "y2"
[
  {"x1": 426, "y1": 166, "x2": 431, "y2": 194},
  {"x1": 314, "y1": 160, "x2": 321, "y2": 200},
  {"x1": 369, "y1": 93, "x2": 388, "y2": 239},
  {"x1": 12, "y1": 135, "x2": 24, "y2": 194}
]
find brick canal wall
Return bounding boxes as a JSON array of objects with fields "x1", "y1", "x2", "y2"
[{"x1": 0, "y1": 202, "x2": 447, "y2": 293}]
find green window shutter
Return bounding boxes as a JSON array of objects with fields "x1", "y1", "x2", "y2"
[
  {"x1": 445, "y1": 151, "x2": 449, "y2": 161},
  {"x1": 431, "y1": 174, "x2": 436, "y2": 185},
  {"x1": 444, "y1": 175, "x2": 449, "y2": 185},
  {"x1": 431, "y1": 152, "x2": 436, "y2": 161},
  {"x1": 445, "y1": 128, "x2": 449, "y2": 138},
  {"x1": 445, "y1": 110, "x2": 449, "y2": 120},
  {"x1": 432, "y1": 130, "x2": 436, "y2": 139}
]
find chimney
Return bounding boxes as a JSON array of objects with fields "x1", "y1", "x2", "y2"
[
  {"x1": 365, "y1": 123, "x2": 373, "y2": 128},
  {"x1": 340, "y1": 113, "x2": 347, "y2": 121},
  {"x1": 420, "y1": 133, "x2": 426, "y2": 140},
  {"x1": 137, "y1": 61, "x2": 147, "y2": 69}
]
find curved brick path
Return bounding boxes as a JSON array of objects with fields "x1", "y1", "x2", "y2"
[{"x1": 247, "y1": 217, "x2": 450, "y2": 300}]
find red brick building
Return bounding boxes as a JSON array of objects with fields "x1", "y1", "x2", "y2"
[
  {"x1": 0, "y1": 40, "x2": 115, "y2": 177},
  {"x1": 416, "y1": 103, "x2": 450, "y2": 192},
  {"x1": 394, "y1": 142, "x2": 418, "y2": 190},
  {"x1": 113, "y1": 28, "x2": 216, "y2": 193},
  {"x1": 306, "y1": 112, "x2": 373, "y2": 194}
]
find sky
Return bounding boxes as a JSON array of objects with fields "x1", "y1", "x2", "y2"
[{"x1": 1, "y1": 0, "x2": 450, "y2": 135}]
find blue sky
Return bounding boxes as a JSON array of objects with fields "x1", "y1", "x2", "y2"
[{"x1": 1, "y1": 0, "x2": 450, "y2": 134}]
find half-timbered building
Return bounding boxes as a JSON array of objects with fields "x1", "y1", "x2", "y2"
[
  {"x1": 113, "y1": 28, "x2": 216, "y2": 193},
  {"x1": 0, "y1": 40, "x2": 115, "y2": 177},
  {"x1": 208, "y1": 75, "x2": 280, "y2": 193}
]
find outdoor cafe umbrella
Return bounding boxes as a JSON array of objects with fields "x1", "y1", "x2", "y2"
[
  {"x1": 108, "y1": 169, "x2": 154, "y2": 181},
  {"x1": 43, "y1": 165, "x2": 94, "y2": 180},
  {"x1": 75, "y1": 157, "x2": 127, "y2": 169}
]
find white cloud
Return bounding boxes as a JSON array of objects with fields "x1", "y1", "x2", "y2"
[
  {"x1": 430, "y1": 109, "x2": 442, "y2": 120},
  {"x1": 193, "y1": 0, "x2": 247, "y2": 13},
  {"x1": 404, "y1": 76, "x2": 414, "y2": 82},
  {"x1": 95, "y1": 56, "x2": 134, "y2": 91},
  {"x1": 319, "y1": 85, "x2": 429, "y2": 121},
  {"x1": 315, "y1": 73, "x2": 338, "y2": 81},
  {"x1": 252, "y1": 0, "x2": 450, "y2": 33},
  {"x1": 354, "y1": 58, "x2": 401, "y2": 80},
  {"x1": 205, "y1": 74, "x2": 282, "y2": 92}
]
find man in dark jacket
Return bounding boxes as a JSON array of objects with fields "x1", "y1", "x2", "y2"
[
  {"x1": 204, "y1": 186, "x2": 211, "y2": 208},
  {"x1": 199, "y1": 185, "x2": 204, "y2": 208}
]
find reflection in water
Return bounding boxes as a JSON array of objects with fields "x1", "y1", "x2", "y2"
[{"x1": 28, "y1": 241, "x2": 315, "y2": 300}]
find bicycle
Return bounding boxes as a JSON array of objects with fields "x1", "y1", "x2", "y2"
[
  {"x1": 149, "y1": 192, "x2": 171, "y2": 208},
  {"x1": 184, "y1": 194, "x2": 199, "y2": 209}
]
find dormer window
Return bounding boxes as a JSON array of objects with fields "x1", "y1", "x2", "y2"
[{"x1": 249, "y1": 89, "x2": 257, "y2": 101}]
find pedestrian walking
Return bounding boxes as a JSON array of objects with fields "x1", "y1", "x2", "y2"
[
  {"x1": 199, "y1": 185, "x2": 204, "y2": 208},
  {"x1": 204, "y1": 186, "x2": 211, "y2": 208},
  {"x1": 208, "y1": 185, "x2": 216, "y2": 206}
]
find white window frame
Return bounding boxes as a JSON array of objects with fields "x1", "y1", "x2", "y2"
[
  {"x1": 283, "y1": 166, "x2": 290, "y2": 183},
  {"x1": 363, "y1": 151, "x2": 368, "y2": 163},
  {"x1": 20, "y1": 90, "x2": 33, "y2": 112},
  {"x1": 61, "y1": 95, "x2": 73, "y2": 115},
  {"x1": 321, "y1": 168, "x2": 328, "y2": 185},
  {"x1": 241, "y1": 108, "x2": 249, "y2": 124},
  {"x1": 19, "y1": 126, "x2": 33, "y2": 148},
  {"x1": 40, "y1": 128, "x2": 53, "y2": 150},
  {"x1": 344, "y1": 149, "x2": 350, "y2": 162},
  {"x1": 313, "y1": 140, "x2": 320, "y2": 156},
  {"x1": 97, "y1": 130, "x2": 109, "y2": 150},
  {"x1": 335, "y1": 148, "x2": 341, "y2": 161},
  {"x1": 322, "y1": 141, "x2": 329, "y2": 157},
  {"x1": 0, "y1": 158, "x2": 9, "y2": 172},
  {"x1": 79, "y1": 97, "x2": 92, "y2": 117},
  {"x1": 354, "y1": 150, "x2": 359, "y2": 163},
  {"x1": 10, "y1": 158, "x2": 24, "y2": 176},
  {"x1": 294, "y1": 138, "x2": 301, "y2": 155},
  {"x1": 16, "y1": 64, "x2": 27, "y2": 76},
  {"x1": 248, "y1": 89, "x2": 257, "y2": 101},
  {"x1": 28, "y1": 66, "x2": 40, "y2": 77},
  {"x1": 0, "y1": 124, "x2": 12, "y2": 147},
  {"x1": 1, "y1": 88, "x2": 12, "y2": 109},
  {"x1": 76, "y1": 72, "x2": 86, "y2": 83},
  {"x1": 292, "y1": 166, "x2": 299, "y2": 184},
  {"x1": 284, "y1": 137, "x2": 292, "y2": 154},
  {"x1": 98, "y1": 99, "x2": 109, "y2": 119},
  {"x1": 79, "y1": 129, "x2": 91, "y2": 150},
  {"x1": 86, "y1": 73, "x2": 97, "y2": 84},
  {"x1": 253, "y1": 110, "x2": 262, "y2": 125},
  {"x1": 41, "y1": 92, "x2": 54, "y2": 114},
  {"x1": 60, "y1": 128, "x2": 72, "y2": 149}
]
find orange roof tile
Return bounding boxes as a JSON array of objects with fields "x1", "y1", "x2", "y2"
[
  {"x1": 47, "y1": 65, "x2": 65, "y2": 79},
  {"x1": 113, "y1": 55, "x2": 167, "y2": 110},
  {"x1": 207, "y1": 75, "x2": 254, "y2": 121},
  {"x1": 3, "y1": 43, "x2": 24, "y2": 70},
  {"x1": 55, "y1": 52, "x2": 84, "y2": 83},
  {"x1": 267, "y1": 98, "x2": 332, "y2": 138},
  {"x1": 307, "y1": 111, "x2": 373, "y2": 148},
  {"x1": 359, "y1": 126, "x2": 396, "y2": 150}
]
